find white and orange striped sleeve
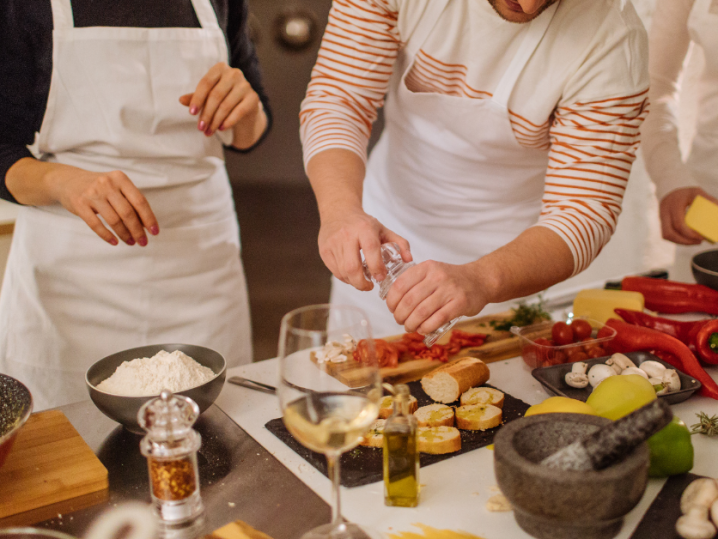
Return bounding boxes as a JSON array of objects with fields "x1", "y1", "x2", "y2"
[
  {"x1": 535, "y1": 90, "x2": 650, "y2": 275},
  {"x1": 299, "y1": 0, "x2": 401, "y2": 167}
]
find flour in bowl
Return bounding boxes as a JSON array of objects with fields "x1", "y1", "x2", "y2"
[{"x1": 97, "y1": 350, "x2": 216, "y2": 396}]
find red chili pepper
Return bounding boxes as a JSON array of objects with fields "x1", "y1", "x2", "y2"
[
  {"x1": 695, "y1": 320, "x2": 718, "y2": 365},
  {"x1": 601, "y1": 318, "x2": 718, "y2": 400},
  {"x1": 621, "y1": 277, "x2": 718, "y2": 315}
]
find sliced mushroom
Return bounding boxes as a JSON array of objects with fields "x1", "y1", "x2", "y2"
[
  {"x1": 588, "y1": 364, "x2": 616, "y2": 388},
  {"x1": 604, "y1": 357, "x2": 623, "y2": 375},
  {"x1": 676, "y1": 506, "x2": 716, "y2": 539},
  {"x1": 640, "y1": 360, "x2": 667, "y2": 379},
  {"x1": 662, "y1": 369, "x2": 681, "y2": 394},
  {"x1": 680, "y1": 478, "x2": 718, "y2": 514},
  {"x1": 565, "y1": 372, "x2": 589, "y2": 388},
  {"x1": 610, "y1": 353, "x2": 637, "y2": 372},
  {"x1": 571, "y1": 361, "x2": 588, "y2": 375},
  {"x1": 622, "y1": 367, "x2": 649, "y2": 379}
]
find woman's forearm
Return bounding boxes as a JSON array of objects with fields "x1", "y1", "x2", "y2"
[
  {"x1": 5, "y1": 157, "x2": 69, "y2": 206},
  {"x1": 230, "y1": 101, "x2": 268, "y2": 150}
]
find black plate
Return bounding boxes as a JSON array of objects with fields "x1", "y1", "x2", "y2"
[
  {"x1": 266, "y1": 380, "x2": 530, "y2": 488},
  {"x1": 531, "y1": 351, "x2": 702, "y2": 405}
]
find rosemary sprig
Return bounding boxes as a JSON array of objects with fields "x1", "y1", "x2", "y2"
[
  {"x1": 490, "y1": 296, "x2": 551, "y2": 332},
  {"x1": 690, "y1": 412, "x2": 718, "y2": 437}
]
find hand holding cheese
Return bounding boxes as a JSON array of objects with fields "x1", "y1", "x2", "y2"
[{"x1": 659, "y1": 189, "x2": 718, "y2": 245}]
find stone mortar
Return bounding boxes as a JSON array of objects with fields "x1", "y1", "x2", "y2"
[{"x1": 494, "y1": 413, "x2": 650, "y2": 539}]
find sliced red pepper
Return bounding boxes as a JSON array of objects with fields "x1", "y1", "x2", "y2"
[
  {"x1": 621, "y1": 277, "x2": 718, "y2": 315},
  {"x1": 602, "y1": 318, "x2": 718, "y2": 400},
  {"x1": 695, "y1": 320, "x2": 718, "y2": 365}
]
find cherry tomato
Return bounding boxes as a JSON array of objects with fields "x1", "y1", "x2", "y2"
[
  {"x1": 571, "y1": 319, "x2": 593, "y2": 341},
  {"x1": 567, "y1": 350, "x2": 589, "y2": 362},
  {"x1": 587, "y1": 346, "x2": 607, "y2": 359},
  {"x1": 544, "y1": 350, "x2": 568, "y2": 366},
  {"x1": 552, "y1": 322, "x2": 574, "y2": 346},
  {"x1": 534, "y1": 337, "x2": 552, "y2": 347}
]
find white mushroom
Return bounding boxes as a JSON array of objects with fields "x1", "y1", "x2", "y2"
[
  {"x1": 661, "y1": 369, "x2": 682, "y2": 394},
  {"x1": 681, "y1": 478, "x2": 718, "y2": 514},
  {"x1": 609, "y1": 353, "x2": 637, "y2": 372},
  {"x1": 604, "y1": 357, "x2": 623, "y2": 375},
  {"x1": 571, "y1": 361, "x2": 588, "y2": 375},
  {"x1": 588, "y1": 364, "x2": 617, "y2": 388},
  {"x1": 676, "y1": 506, "x2": 716, "y2": 539},
  {"x1": 639, "y1": 360, "x2": 667, "y2": 379},
  {"x1": 621, "y1": 367, "x2": 649, "y2": 379},
  {"x1": 565, "y1": 372, "x2": 589, "y2": 388}
]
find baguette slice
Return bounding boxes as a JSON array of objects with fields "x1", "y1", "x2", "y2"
[
  {"x1": 455, "y1": 404, "x2": 502, "y2": 431},
  {"x1": 378, "y1": 395, "x2": 418, "y2": 419},
  {"x1": 417, "y1": 426, "x2": 461, "y2": 454},
  {"x1": 359, "y1": 419, "x2": 385, "y2": 448},
  {"x1": 460, "y1": 387, "x2": 505, "y2": 409},
  {"x1": 414, "y1": 404, "x2": 455, "y2": 427},
  {"x1": 421, "y1": 357, "x2": 490, "y2": 404}
]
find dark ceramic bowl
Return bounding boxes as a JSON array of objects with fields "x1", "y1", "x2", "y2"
[
  {"x1": 692, "y1": 249, "x2": 718, "y2": 291},
  {"x1": 86, "y1": 343, "x2": 226, "y2": 434},
  {"x1": 0, "y1": 375, "x2": 33, "y2": 470},
  {"x1": 494, "y1": 413, "x2": 649, "y2": 539}
]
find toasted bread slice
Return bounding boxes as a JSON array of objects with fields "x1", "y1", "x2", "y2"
[
  {"x1": 421, "y1": 357, "x2": 490, "y2": 404},
  {"x1": 460, "y1": 387, "x2": 505, "y2": 409},
  {"x1": 417, "y1": 426, "x2": 461, "y2": 454},
  {"x1": 414, "y1": 404, "x2": 455, "y2": 427},
  {"x1": 455, "y1": 404, "x2": 502, "y2": 431},
  {"x1": 359, "y1": 419, "x2": 385, "y2": 448},
  {"x1": 378, "y1": 395, "x2": 418, "y2": 419}
]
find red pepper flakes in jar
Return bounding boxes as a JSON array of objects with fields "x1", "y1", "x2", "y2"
[{"x1": 149, "y1": 456, "x2": 197, "y2": 501}]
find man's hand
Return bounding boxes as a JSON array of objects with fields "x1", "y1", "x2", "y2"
[
  {"x1": 179, "y1": 62, "x2": 264, "y2": 144},
  {"x1": 53, "y1": 168, "x2": 159, "y2": 246},
  {"x1": 318, "y1": 208, "x2": 412, "y2": 291},
  {"x1": 660, "y1": 187, "x2": 717, "y2": 245},
  {"x1": 384, "y1": 261, "x2": 485, "y2": 335}
]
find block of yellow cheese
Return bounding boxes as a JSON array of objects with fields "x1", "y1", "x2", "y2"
[
  {"x1": 572, "y1": 289, "x2": 645, "y2": 324},
  {"x1": 685, "y1": 195, "x2": 718, "y2": 243}
]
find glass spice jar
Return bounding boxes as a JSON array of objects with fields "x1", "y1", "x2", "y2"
[
  {"x1": 362, "y1": 242, "x2": 460, "y2": 346},
  {"x1": 139, "y1": 390, "x2": 204, "y2": 525}
]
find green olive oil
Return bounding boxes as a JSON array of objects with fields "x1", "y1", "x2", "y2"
[{"x1": 383, "y1": 385, "x2": 419, "y2": 507}]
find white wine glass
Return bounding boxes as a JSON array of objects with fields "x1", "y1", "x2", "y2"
[{"x1": 278, "y1": 305, "x2": 382, "y2": 539}]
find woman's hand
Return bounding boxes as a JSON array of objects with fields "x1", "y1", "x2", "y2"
[
  {"x1": 54, "y1": 167, "x2": 159, "y2": 246},
  {"x1": 384, "y1": 261, "x2": 485, "y2": 335},
  {"x1": 179, "y1": 62, "x2": 266, "y2": 148},
  {"x1": 318, "y1": 208, "x2": 412, "y2": 292},
  {"x1": 660, "y1": 187, "x2": 718, "y2": 245}
]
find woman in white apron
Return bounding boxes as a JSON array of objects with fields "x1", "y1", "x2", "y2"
[
  {"x1": 0, "y1": 0, "x2": 269, "y2": 410},
  {"x1": 301, "y1": 0, "x2": 649, "y2": 336},
  {"x1": 643, "y1": 0, "x2": 718, "y2": 281}
]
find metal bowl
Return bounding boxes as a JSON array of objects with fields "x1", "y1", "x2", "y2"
[
  {"x1": 0, "y1": 375, "x2": 33, "y2": 470},
  {"x1": 86, "y1": 344, "x2": 226, "y2": 434},
  {"x1": 692, "y1": 249, "x2": 718, "y2": 290}
]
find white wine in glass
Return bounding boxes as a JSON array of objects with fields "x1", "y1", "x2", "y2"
[{"x1": 278, "y1": 305, "x2": 382, "y2": 539}]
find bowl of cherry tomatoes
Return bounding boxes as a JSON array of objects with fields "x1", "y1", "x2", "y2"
[{"x1": 510, "y1": 318, "x2": 617, "y2": 369}]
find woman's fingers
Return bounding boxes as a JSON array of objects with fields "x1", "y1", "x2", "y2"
[
  {"x1": 187, "y1": 63, "x2": 224, "y2": 117},
  {"x1": 88, "y1": 197, "x2": 134, "y2": 246},
  {"x1": 106, "y1": 191, "x2": 148, "y2": 245},
  {"x1": 218, "y1": 90, "x2": 260, "y2": 132},
  {"x1": 76, "y1": 205, "x2": 119, "y2": 246},
  {"x1": 118, "y1": 180, "x2": 159, "y2": 235}
]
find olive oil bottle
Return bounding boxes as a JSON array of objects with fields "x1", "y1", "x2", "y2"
[{"x1": 383, "y1": 384, "x2": 419, "y2": 507}]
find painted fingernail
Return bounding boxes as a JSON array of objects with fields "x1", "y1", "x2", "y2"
[
  {"x1": 218, "y1": 123, "x2": 225, "y2": 131},
  {"x1": 109, "y1": 237, "x2": 118, "y2": 246},
  {"x1": 205, "y1": 129, "x2": 213, "y2": 137},
  {"x1": 190, "y1": 106, "x2": 198, "y2": 115},
  {"x1": 138, "y1": 237, "x2": 148, "y2": 247},
  {"x1": 127, "y1": 238, "x2": 136, "y2": 246},
  {"x1": 198, "y1": 121, "x2": 206, "y2": 131},
  {"x1": 150, "y1": 225, "x2": 159, "y2": 235}
]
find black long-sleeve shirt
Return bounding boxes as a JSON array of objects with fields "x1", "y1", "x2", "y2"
[{"x1": 0, "y1": 0, "x2": 272, "y2": 204}]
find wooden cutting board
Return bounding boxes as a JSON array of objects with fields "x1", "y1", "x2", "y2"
[
  {"x1": 0, "y1": 410, "x2": 109, "y2": 522},
  {"x1": 315, "y1": 311, "x2": 523, "y2": 386}
]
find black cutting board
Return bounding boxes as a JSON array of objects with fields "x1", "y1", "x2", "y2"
[
  {"x1": 265, "y1": 381, "x2": 530, "y2": 488},
  {"x1": 630, "y1": 473, "x2": 705, "y2": 539}
]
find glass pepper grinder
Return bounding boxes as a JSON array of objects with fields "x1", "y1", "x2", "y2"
[
  {"x1": 362, "y1": 242, "x2": 460, "y2": 346},
  {"x1": 382, "y1": 383, "x2": 419, "y2": 507},
  {"x1": 139, "y1": 390, "x2": 204, "y2": 526}
]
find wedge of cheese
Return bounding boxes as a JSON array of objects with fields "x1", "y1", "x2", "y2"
[
  {"x1": 686, "y1": 195, "x2": 718, "y2": 243},
  {"x1": 572, "y1": 289, "x2": 645, "y2": 324}
]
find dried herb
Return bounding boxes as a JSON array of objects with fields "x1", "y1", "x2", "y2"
[
  {"x1": 690, "y1": 412, "x2": 718, "y2": 437},
  {"x1": 490, "y1": 297, "x2": 551, "y2": 332}
]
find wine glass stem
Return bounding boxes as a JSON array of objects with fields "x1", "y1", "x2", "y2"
[{"x1": 326, "y1": 452, "x2": 343, "y2": 531}]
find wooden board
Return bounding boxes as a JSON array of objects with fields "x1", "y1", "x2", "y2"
[
  {"x1": 315, "y1": 311, "x2": 523, "y2": 386},
  {"x1": 0, "y1": 410, "x2": 109, "y2": 521}
]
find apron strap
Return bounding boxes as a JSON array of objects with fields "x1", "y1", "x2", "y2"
[
  {"x1": 190, "y1": 0, "x2": 221, "y2": 30},
  {"x1": 404, "y1": 0, "x2": 451, "y2": 59},
  {"x1": 492, "y1": 1, "x2": 560, "y2": 108},
  {"x1": 49, "y1": 0, "x2": 74, "y2": 30}
]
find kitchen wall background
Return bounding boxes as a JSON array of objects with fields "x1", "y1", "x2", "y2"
[{"x1": 229, "y1": 0, "x2": 698, "y2": 361}]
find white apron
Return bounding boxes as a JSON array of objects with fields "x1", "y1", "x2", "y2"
[
  {"x1": 0, "y1": 0, "x2": 252, "y2": 410},
  {"x1": 330, "y1": 0, "x2": 559, "y2": 335},
  {"x1": 671, "y1": 0, "x2": 718, "y2": 282}
]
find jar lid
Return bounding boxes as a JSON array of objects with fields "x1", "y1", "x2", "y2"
[{"x1": 138, "y1": 390, "x2": 200, "y2": 441}]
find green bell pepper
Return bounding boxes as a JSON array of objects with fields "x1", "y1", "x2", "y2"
[{"x1": 647, "y1": 417, "x2": 694, "y2": 477}]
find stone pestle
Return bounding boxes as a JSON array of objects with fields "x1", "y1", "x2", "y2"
[{"x1": 540, "y1": 398, "x2": 673, "y2": 472}]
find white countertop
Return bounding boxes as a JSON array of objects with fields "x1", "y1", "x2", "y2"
[{"x1": 215, "y1": 352, "x2": 718, "y2": 538}]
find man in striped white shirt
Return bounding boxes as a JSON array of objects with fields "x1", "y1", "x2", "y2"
[{"x1": 301, "y1": 0, "x2": 649, "y2": 337}]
